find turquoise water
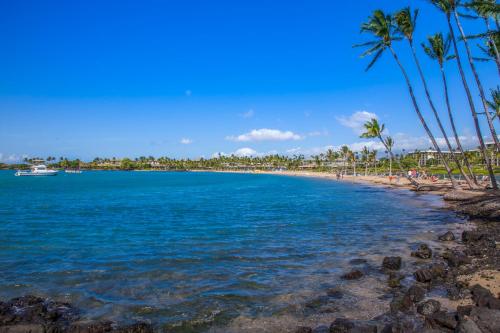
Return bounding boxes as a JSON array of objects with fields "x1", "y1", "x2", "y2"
[{"x1": 0, "y1": 171, "x2": 461, "y2": 330}]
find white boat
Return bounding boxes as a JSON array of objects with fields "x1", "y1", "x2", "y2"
[{"x1": 15, "y1": 164, "x2": 58, "y2": 176}]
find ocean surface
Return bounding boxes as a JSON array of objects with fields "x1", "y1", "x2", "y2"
[{"x1": 0, "y1": 171, "x2": 464, "y2": 331}]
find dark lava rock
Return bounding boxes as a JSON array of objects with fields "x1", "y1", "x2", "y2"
[
  {"x1": 382, "y1": 257, "x2": 402, "y2": 271},
  {"x1": 456, "y1": 305, "x2": 474, "y2": 319},
  {"x1": 429, "y1": 263, "x2": 446, "y2": 279},
  {"x1": 417, "y1": 300, "x2": 441, "y2": 316},
  {"x1": 312, "y1": 325, "x2": 330, "y2": 333},
  {"x1": 116, "y1": 323, "x2": 154, "y2": 333},
  {"x1": 329, "y1": 318, "x2": 354, "y2": 333},
  {"x1": 349, "y1": 258, "x2": 368, "y2": 265},
  {"x1": 428, "y1": 311, "x2": 457, "y2": 330},
  {"x1": 455, "y1": 320, "x2": 482, "y2": 333},
  {"x1": 341, "y1": 270, "x2": 363, "y2": 280},
  {"x1": 411, "y1": 244, "x2": 433, "y2": 259},
  {"x1": 470, "y1": 284, "x2": 494, "y2": 307},
  {"x1": 461, "y1": 230, "x2": 485, "y2": 243},
  {"x1": 443, "y1": 251, "x2": 471, "y2": 268},
  {"x1": 295, "y1": 326, "x2": 313, "y2": 333},
  {"x1": 438, "y1": 231, "x2": 455, "y2": 241},
  {"x1": 326, "y1": 288, "x2": 344, "y2": 300},
  {"x1": 390, "y1": 294, "x2": 413, "y2": 314},
  {"x1": 469, "y1": 307, "x2": 500, "y2": 333},
  {"x1": 68, "y1": 321, "x2": 114, "y2": 333},
  {"x1": 414, "y1": 269, "x2": 433, "y2": 283},
  {"x1": 387, "y1": 272, "x2": 404, "y2": 288},
  {"x1": 406, "y1": 285, "x2": 426, "y2": 303}
]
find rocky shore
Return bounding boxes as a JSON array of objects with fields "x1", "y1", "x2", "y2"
[{"x1": 0, "y1": 184, "x2": 498, "y2": 333}]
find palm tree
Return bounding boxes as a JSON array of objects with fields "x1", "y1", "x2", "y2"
[
  {"x1": 422, "y1": 33, "x2": 477, "y2": 187},
  {"x1": 447, "y1": 1, "x2": 500, "y2": 151},
  {"x1": 340, "y1": 145, "x2": 350, "y2": 175},
  {"x1": 395, "y1": 7, "x2": 473, "y2": 188},
  {"x1": 356, "y1": 10, "x2": 458, "y2": 188},
  {"x1": 487, "y1": 87, "x2": 500, "y2": 123},
  {"x1": 429, "y1": 0, "x2": 498, "y2": 189},
  {"x1": 385, "y1": 136, "x2": 394, "y2": 176},
  {"x1": 361, "y1": 146, "x2": 370, "y2": 176},
  {"x1": 463, "y1": 0, "x2": 500, "y2": 73},
  {"x1": 360, "y1": 118, "x2": 419, "y2": 186}
]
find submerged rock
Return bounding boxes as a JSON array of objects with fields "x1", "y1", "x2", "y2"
[
  {"x1": 411, "y1": 244, "x2": 432, "y2": 259},
  {"x1": 329, "y1": 318, "x2": 354, "y2": 333},
  {"x1": 416, "y1": 300, "x2": 441, "y2": 316},
  {"x1": 295, "y1": 326, "x2": 313, "y2": 333},
  {"x1": 341, "y1": 270, "x2": 364, "y2": 280},
  {"x1": 387, "y1": 272, "x2": 404, "y2": 288},
  {"x1": 414, "y1": 269, "x2": 433, "y2": 283},
  {"x1": 406, "y1": 285, "x2": 426, "y2": 303},
  {"x1": 390, "y1": 294, "x2": 413, "y2": 314},
  {"x1": 437, "y1": 231, "x2": 455, "y2": 241},
  {"x1": 382, "y1": 257, "x2": 402, "y2": 271}
]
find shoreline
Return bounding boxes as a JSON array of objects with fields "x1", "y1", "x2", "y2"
[{"x1": 0, "y1": 170, "x2": 498, "y2": 332}]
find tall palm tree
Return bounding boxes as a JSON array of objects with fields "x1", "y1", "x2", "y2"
[
  {"x1": 356, "y1": 10, "x2": 458, "y2": 188},
  {"x1": 385, "y1": 136, "x2": 394, "y2": 176},
  {"x1": 487, "y1": 87, "x2": 500, "y2": 123},
  {"x1": 360, "y1": 118, "x2": 419, "y2": 186},
  {"x1": 463, "y1": 0, "x2": 500, "y2": 73},
  {"x1": 446, "y1": 0, "x2": 500, "y2": 151},
  {"x1": 361, "y1": 146, "x2": 370, "y2": 176},
  {"x1": 340, "y1": 145, "x2": 350, "y2": 175},
  {"x1": 429, "y1": 0, "x2": 498, "y2": 189},
  {"x1": 395, "y1": 7, "x2": 474, "y2": 188},
  {"x1": 422, "y1": 33, "x2": 478, "y2": 187}
]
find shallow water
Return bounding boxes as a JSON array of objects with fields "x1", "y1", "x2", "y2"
[{"x1": 0, "y1": 171, "x2": 464, "y2": 331}]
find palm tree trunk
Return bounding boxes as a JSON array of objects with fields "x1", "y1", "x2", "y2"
[
  {"x1": 409, "y1": 42, "x2": 474, "y2": 189},
  {"x1": 365, "y1": 161, "x2": 368, "y2": 176},
  {"x1": 440, "y1": 64, "x2": 478, "y2": 185},
  {"x1": 454, "y1": 11, "x2": 500, "y2": 152},
  {"x1": 447, "y1": 14, "x2": 498, "y2": 189},
  {"x1": 484, "y1": 18, "x2": 500, "y2": 76},
  {"x1": 388, "y1": 45, "x2": 459, "y2": 189}
]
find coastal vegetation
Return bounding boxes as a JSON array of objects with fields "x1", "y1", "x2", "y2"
[{"x1": 355, "y1": 0, "x2": 499, "y2": 189}]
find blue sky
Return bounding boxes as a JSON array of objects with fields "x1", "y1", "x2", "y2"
[{"x1": 0, "y1": 0, "x2": 498, "y2": 161}]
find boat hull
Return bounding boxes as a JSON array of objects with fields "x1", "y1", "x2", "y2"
[{"x1": 15, "y1": 171, "x2": 58, "y2": 177}]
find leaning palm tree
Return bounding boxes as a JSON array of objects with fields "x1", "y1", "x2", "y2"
[
  {"x1": 395, "y1": 7, "x2": 473, "y2": 189},
  {"x1": 463, "y1": 0, "x2": 500, "y2": 73},
  {"x1": 442, "y1": 0, "x2": 500, "y2": 151},
  {"x1": 355, "y1": 10, "x2": 458, "y2": 188},
  {"x1": 487, "y1": 87, "x2": 500, "y2": 123},
  {"x1": 360, "y1": 118, "x2": 419, "y2": 186},
  {"x1": 422, "y1": 33, "x2": 478, "y2": 187},
  {"x1": 429, "y1": 0, "x2": 498, "y2": 189}
]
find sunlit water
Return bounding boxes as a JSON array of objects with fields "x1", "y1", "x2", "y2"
[{"x1": 0, "y1": 171, "x2": 464, "y2": 331}]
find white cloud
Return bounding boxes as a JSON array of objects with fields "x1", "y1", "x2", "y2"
[
  {"x1": 242, "y1": 109, "x2": 254, "y2": 118},
  {"x1": 226, "y1": 129, "x2": 302, "y2": 142},
  {"x1": 234, "y1": 148, "x2": 257, "y2": 156},
  {"x1": 336, "y1": 111, "x2": 378, "y2": 135},
  {"x1": 180, "y1": 138, "x2": 193, "y2": 145},
  {"x1": 0, "y1": 153, "x2": 25, "y2": 163}
]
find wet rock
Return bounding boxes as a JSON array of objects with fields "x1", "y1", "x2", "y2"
[
  {"x1": 116, "y1": 323, "x2": 154, "y2": 333},
  {"x1": 382, "y1": 257, "x2": 402, "y2": 271},
  {"x1": 456, "y1": 319, "x2": 482, "y2": 333},
  {"x1": 305, "y1": 296, "x2": 330, "y2": 310},
  {"x1": 390, "y1": 294, "x2": 413, "y2": 314},
  {"x1": 387, "y1": 272, "x2": 404, "y2": 288},
  {"x1": 406, "y1": 285, "x2": 426, "y2": 303},
  {"x1": 456, "y1": 305, "x2": 474, "y2": 319},
  {"x1": 329, "y1": 318, "x2": 354, "y2": 333},
  {"x1": 312, "y1": 325, "x2": 329, "y2": 333},
  {"x1": 341, "y1": 270, "x2": 363, "y2": 280},
  {"x1": 417, "y1": 300, "x2": 441, "y2": 316},
  {"x1": 469, "y1": 307, "x2": 500, "y2": 333},
  {"x1": 68, "y1": 321, "x2": 114, "y2": 333},
  {"x1": 295, "y1": 326, "x2": 313, "y2": 333},
  {"x1": 443, "y1": 251, "x2": 471, "y2": 268},
  {"x1": 428, "y1": 311, "x2": 457, "y2": 330},
  {"x1": 326, "y1": 287, "x2": 344, "y2": 299},
  {"x1": 437, "y1": 231, "x2": 455, "y2": 242},
  {"x1": 414, "y1": 269, "x2": 433, "y2": 283},
  {"x1": 0, "y1": 324, "x2": 46, "y2": 333},
  {"x1": 461, "y1": 231, "x2": 485, "y2": 243},
  {"x1": 349, "y1": 258, "x2": 368, "y2": 265},
  {"x1": 470, "y1": 284, "x2": 493, "y2": 307},
  {"x1": 411, "y1": 244, "x2": 432, "y2": 259},
  {"x1": 429, "y1": 263, "x2": 446, "y2": 279}
]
